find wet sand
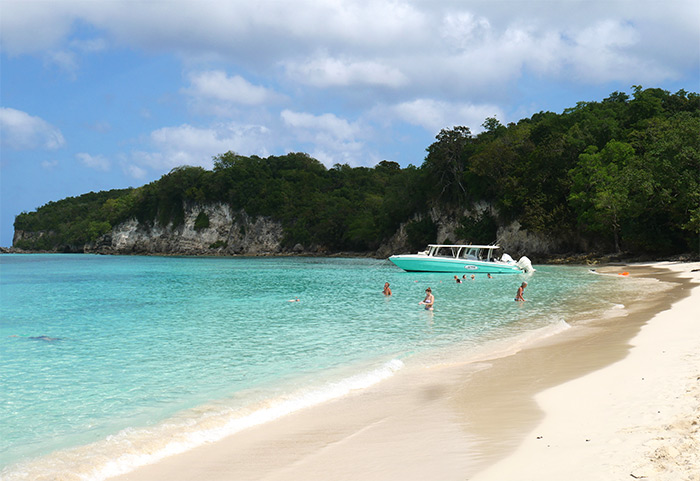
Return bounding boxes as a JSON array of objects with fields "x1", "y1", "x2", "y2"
[{"x1": 111, "y1": 262, "x2": 699, "y2": 481}]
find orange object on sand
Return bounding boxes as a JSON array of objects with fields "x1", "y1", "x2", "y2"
[{"x1": 619, "y1": 272, "x2": 629, "y2": 276}]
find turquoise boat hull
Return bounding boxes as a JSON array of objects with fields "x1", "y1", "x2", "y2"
[{"x1": 388, "y1": 255, "x2": 523, "y2": 274}]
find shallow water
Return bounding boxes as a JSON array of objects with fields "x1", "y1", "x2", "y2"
[{"x1": 0, "y1": 254, "x2": 645, "y2": 480}]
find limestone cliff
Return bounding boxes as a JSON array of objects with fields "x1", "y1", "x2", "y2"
[
  {"x1": 86, "y1": 203, "x2": 285, "y2": 255},
  {"x1": 376, "y1": 204, "x2": 567, "y2": 259},
  {"x1": 14, "y1": 201, "x2": 570, "y2": 259}
]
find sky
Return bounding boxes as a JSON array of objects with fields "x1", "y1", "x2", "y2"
[{"x1": 1, "y1": 1, "x2": 699, "y2": 247}]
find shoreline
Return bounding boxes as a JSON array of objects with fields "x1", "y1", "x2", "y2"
[
  {"x1": 108, "y1": 261, "x2": 699, "y2": 481},
  {"x1": 471, "y1": 262, "x2": 700, "y2": 480},
  {"x1": 3, "y1": 247, "x2": 698, "y2": 267}
]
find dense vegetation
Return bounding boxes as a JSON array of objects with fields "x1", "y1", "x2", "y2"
[{"x1": 14, "y1": 86, "x2": 700, "y2": 256}]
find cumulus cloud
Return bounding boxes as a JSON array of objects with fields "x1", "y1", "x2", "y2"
[
  {"x1": 281, "y1": 110, "x2": 362, "y2": 141},
  {"x1": 281, "y1": 110, "x2": 373, "y2": 166},
  {"x1": 0, "y1": 3, "x2": 76, "y2": 55},
  {"x1": 124, "y1": 122, "x2": 272, "y2": 176},
  {"x1": 285, "y1": 56, "x2": 408, "y2": 88},
  {"x1": 0, "y1": 107, "x2": 65, "y2": 150},
  {"x1": 2, "y1": 1, "x2": 695, "y2": 90},
  {"x1": 2, "y1": 0, "x2": 697, "y2": 175},
  {"x1": 441, "y1": 11, "x2": 491, "y2": 50},
  {"x1": 183, "y1": 70, "x2": 281, "y2": 106},
  {"x1": 381, "y1": 99, "x2": 505, "y2": 134},
  {"x1": 121, "y1": 163, "x2": 147, "y2": 180},
  {"x1": 77, "y1": 152, "x2": 110, "y2": 171},
  {"x1": 566, "y1": 19, "x2": 663, "y2": 83}
]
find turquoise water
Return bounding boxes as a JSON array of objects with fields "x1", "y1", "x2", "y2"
[{"x1": 0, "y1": 254, "x2": 639, "y2": 480}]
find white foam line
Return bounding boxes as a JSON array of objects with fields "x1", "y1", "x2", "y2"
[{"x1": 0, "y1": 359, "x2": 404, "y2": 481}]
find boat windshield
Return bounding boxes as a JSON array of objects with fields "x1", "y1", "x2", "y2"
[
  {"x1": 425, "y1": 245, "x2": 501, "y2": 261},
  {"x1": 430, "y1": 246, "x2": 461, "y2": 258},
  {"x1": 461, "y1": 247, "x2": 483, "y2": 260}
]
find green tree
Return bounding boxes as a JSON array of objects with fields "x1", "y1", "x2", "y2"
[
  {"x1": 423, "y1": 126, "x2": 473, "y2": 203},
  {"x1": 569, "y1": 141, "x2": 638, "y2": 252}
]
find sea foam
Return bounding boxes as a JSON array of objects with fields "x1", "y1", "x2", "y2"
[{"x1": 1, "y1": 359, "x2": 404, "y2": 481}]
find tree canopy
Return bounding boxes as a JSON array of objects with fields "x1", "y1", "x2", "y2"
[{"x1": 14, "y1": 87, "x2": 700, "y2": 256}]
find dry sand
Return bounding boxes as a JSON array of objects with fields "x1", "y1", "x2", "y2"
[
  {"x1": 111, "y1": 262, "x2": 699, "y2": 481},
  {"x1": 472, "y1": 262, "x2": 700, "y2": 481}
]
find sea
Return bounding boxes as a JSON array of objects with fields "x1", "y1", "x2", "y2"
[{"x1": 0, "y1": 254, "x2": 655, "y2": 480}]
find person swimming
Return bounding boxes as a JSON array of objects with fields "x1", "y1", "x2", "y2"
[
  {"x1": 28, "y1": 335, "x2": 61, "y2": 342},
  {"x1": 515, "y1": 282, "x2": 527, "y2": 301},
  {"x1": 383, "y1": 282, "x2": 392, "y2": 296},
  {"x1": 454, "y1": 275, "x2": 462, "y2": 284},
  {"x1": 419, "y1": 287, "x2": 434, "y2": 310}
]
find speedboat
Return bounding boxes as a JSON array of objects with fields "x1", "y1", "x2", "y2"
[{"x1": 388, "y1": 244, "x2": 534, "y2": 274}]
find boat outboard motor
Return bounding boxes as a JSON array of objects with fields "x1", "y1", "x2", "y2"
[
  {"x1": 516, "y1": 256, "x2": 534, "y2": 273},
  {"x1": 500, "y1": 253, "x2": 515, "y2": 263}
]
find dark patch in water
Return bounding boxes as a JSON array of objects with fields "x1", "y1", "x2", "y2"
[{"x1": 28, "y1": 335, "x2": 62, "y2": 342}]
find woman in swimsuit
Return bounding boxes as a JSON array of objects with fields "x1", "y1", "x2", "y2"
[{"x1": 419, "y1": 287, "x2": 434, "y2": 310}]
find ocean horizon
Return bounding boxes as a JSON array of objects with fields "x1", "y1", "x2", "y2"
[{"x1": 0, "y1": 254, "x2": 649, "y2": 480}]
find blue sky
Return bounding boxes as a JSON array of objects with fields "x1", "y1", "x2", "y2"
[{"x1": 1, "y1": 0, "x2": 698, "y2": 247}]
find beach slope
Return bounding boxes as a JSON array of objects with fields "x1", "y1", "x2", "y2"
[
  {"x1": 471, "y1": 261, "x2": 700, "y2": 480},
  {"x1": 111, "y1": 262, "x2": 699, "y2": 481}
]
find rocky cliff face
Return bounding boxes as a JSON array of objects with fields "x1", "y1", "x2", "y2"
[
  {"x1": 86, "y1": 202, "x2": 285, "y2": 255},
  {"x1": 14, "y1": 201, "x2": 569, "y2": 258},
  {"x1": 495, "y1": 221, "x2": 565, "y2": 258},
  {"x1": 13, "y1": 229, "x2": 52, "y2": 248},
  {"x1": 376, "y1": 204, "x2": 567, "y2": 259}
]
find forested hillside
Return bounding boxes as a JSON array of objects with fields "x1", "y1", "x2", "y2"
[{"x1": 13, "y1": 87, "x2": 700, "y2": 256}]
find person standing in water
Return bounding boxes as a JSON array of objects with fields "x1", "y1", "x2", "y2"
[
  {"x1": 383, "y1": 282, "x2": 392, "y2": 296},
  {"x1": 515, "y1": 282, "x2": 527, "y2": 301},
  {"x1": 419, "y1": 287, "x2": 434, "y2": 310}
]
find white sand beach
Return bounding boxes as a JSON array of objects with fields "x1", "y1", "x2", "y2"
[
  {"x1": 472, "y1": 262, "x2": 700, "y2": 481},
  {"x1": 111, "y1": 262, "x2": 700, "y2": 481}
]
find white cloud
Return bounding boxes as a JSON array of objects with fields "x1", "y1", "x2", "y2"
[
  {"x1": 281, "y1": 110, "x2": 372, "y2": 166},
  {"x1": 285, "y1": 56, "x2": 408, "y2": 88},
  {"x1": 383, "y1": 99, "x2": 505, "y2": 134},
  {"x1": 2, "y1": 1, "x2": 696, "y2": 90},
  {"x1": 2, "y1": 0, "x2": 697, "y2": 176},
  {"x1": 70, "y1": 37, "x2": 107, "y2": 53},
  {"x1": 0, "y1": 3, "x2": 76, "y2": 55},
  {"x1": 441, "y1": 11, "x2": 491, "y2": 50},
  {"x1": 41, "y1": 159, "x2": 59, "y2": 169},
  {"x1": 43, "y1": 49, "x2": 79, "y2": 78},
  {"x1": 122, "y1": 163, "x2": 147, "y2": 179},
  {"x1": 0, "y1": 107, "x2": 65, "y2": 150},
  {"x1": 566, "y1": 19, "x2": 665, "y2": 83},
  {"x1": 77, "y1": 152, "x2": 110, "y2": 171},
  {"x1": 183, "y1": 70, "x2": 280, "y2": 106},
  {"x1": 281, "y1": 110, "x2": 362, "y2": 141},
  {"x1": 125, "y1": 122, "x2": 272, "y2": 176}
]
